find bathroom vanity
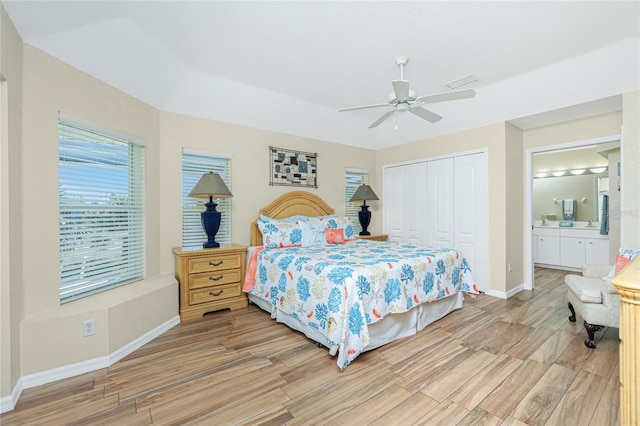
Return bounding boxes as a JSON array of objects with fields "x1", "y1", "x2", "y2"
[{"x1": 533, "y1": 223, "x2": 610, "y2": 271}]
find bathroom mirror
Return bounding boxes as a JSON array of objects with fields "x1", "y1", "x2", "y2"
[
  {"x1": 532, "y1": 145, "x2": 612, "y2": 223},
  {"x1": 533, "y1": 174, "x2": 602, "y2": 222}
]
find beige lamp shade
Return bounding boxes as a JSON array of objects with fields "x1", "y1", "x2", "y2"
[
  {"x1": 188, "y1": 172, "x2": 233, "y2": 199},
  {"x1": 350, "y1": 184, "x2": 379, "y2": 202}
]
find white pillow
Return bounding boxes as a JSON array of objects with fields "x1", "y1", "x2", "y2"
[{"x1": 300, "y1": 221, "x2": 326, "y2": 247}]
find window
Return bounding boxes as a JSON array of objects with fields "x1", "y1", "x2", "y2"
[
  {"x1": 58, "y1": 115, "x2": 145, "y2": 303},
  {"x1": 345, "y1": 168, "x2": 370, "y2": 235},
  {"x1": 182, "y1": 149, "x2": 232, "y2": 247}
]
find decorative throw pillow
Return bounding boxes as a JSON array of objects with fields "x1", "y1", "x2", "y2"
[
  {"x1": 322, "y1": 216, "x2": 355, "y2": 240},
  {"x1": 300, "y1": 221, "x2": 326, "y2": 247},
  {"x1": 614, "y1": 255, "x2": 631, "y2": 275},
  {"x1": 325, "y1": 228, "x2": 345, "y2": 244},
  {"x1": 608, "y1": 247, "x2": 640, "y2": 277},
  {"x1": 257, "y1": 219, "x2": 303, "y2": 248}
]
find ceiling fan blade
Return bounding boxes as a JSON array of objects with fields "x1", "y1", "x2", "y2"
[
  {"x1": 338, "y1": 102, "x2": 390, "y2": 112},
  {"x1": 392, "y1": 80, "x2": 410, "y2": 101},
  {"x1": 369, "y1": 109, "x2": 396, "y2": 128},
  {"x1": 409, "y1": 106, "x2": 442, "y2": 123},
  {"x1": 416, "y1": 88, "x2": 476, "y2": 105}
]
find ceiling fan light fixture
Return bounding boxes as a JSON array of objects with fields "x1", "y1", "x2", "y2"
[{"x1": 339, "y1": 56, "x2": 477, "y2": 128}]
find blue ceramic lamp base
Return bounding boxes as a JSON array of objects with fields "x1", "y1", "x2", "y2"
[
  {"x1": 358, "y1": 204, "x2": 371, "y2": 236},
  {"x1": 201, "y1": 202, "x2": 222, "y2": 248}
]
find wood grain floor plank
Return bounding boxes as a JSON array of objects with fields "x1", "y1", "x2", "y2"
[
  {"x1": 581, "y1": 326, "x2": 620, "y2": 378},
  {"x1": 147, "y1": 364, "x2": 288, "y2": 424},
  {"x1": 325, "y1": 384, "x2": 412, "y2": 425},
  {"x1": 420, "y1": 349, "x2": 497, "y2": 402},
  {"x1": 135, "y1": 356, "x2": 276, "y2": 410},
  {"x1": 555, "y1": 333, "x2": 595, "y2": 371},
  {"x1": 413, "y1": 399, "x2": 469, "y2": 426},
  {"x1": 183, "y1": 388, "x2": 291, "y2": 425},
  {"x1": 0, "y1": 267, "x2": 620, "y2": 426},
  {"x1": 505, "y1": 326, "x2": 557, "y2": 360},
  {"x1": 528, "y1": 329, "x2": 576, "y2": 365},
  {"x1": 479, "y1": 359, "x2": 549, "y2": 419},
  {"x1": 457, "y1": 406, "x2": 503, "y2": 426},
  {"x1": 589, "y1": 372, "x2": 620, "y2": 426},
  {"x1": 511, "y1": 363, "x2": 578, "y2": 426},
  {"x1": 368, "y1": 392, "x2": 439, "y2": 426},
  {"x1": 480, "y1": 322, "x2": 532, "y2": 355},
  {"x1": 545, "y1": 369, "x2": 608, "y2": 426},
  {"x1": 284, "y1": 370, "x2": 396, "y2": 425},
  {"x1": 17, "y1": 394, "x2": 121, "y2": 426},
  {"x1": 451, "y1": 354, "x2": 523, "y2": 411}
]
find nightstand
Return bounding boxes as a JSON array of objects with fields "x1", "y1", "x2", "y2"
[
  {"x1": 173, "y1": 244, "x2": 248, "y2": 321},
  {"x1": 357, "y1": 234, "x2": 389, "y2": 242}
]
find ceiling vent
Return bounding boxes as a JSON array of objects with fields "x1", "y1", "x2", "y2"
[{"x1": 446, "y1": 74, "x2": 478, "y2": 90}]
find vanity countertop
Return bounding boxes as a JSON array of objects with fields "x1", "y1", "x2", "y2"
[{"x1": 534, "y1": 221, "x2": 600, "y2": 229}]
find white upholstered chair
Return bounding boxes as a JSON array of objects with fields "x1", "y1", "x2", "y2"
[{"x1": 565, "y1": 264, "x2": 619, "y2": 348}]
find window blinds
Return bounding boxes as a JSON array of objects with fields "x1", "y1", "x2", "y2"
[
  {"x1": 345, "y1": 169, "x2": 369, "y2": 235},
  {"x1": 58, "y1": 117, "x2": 145, "y2": 303},
  {"x1": 182, "y1": 149, "x2": 232, "y2": 247}
]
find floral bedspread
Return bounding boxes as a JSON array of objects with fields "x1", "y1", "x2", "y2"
[{"x1": 243, "y1": 239, "x2": 478, "y2": 370}]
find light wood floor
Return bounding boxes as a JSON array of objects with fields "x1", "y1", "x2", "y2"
[{"x1": 1, "y1": 267, "x2": 619, "y2": 425}]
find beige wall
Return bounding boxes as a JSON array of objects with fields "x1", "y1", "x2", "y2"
[
  {"x1": 158, "y1": 113, "x2": 376, "y2": 275},
  {"x1": 1, "y1": 4, "x2": 24, "y2": 401},
  {"x1": 14, "y1": 44, "x2": 179, "y2": 378},
  {"x1": 505, "y1": 123, "x2": 524, "y2": 292},
  {"x1": 622, "y1": 90, "x2": 640, "y2": 248},
  {"x1": 523, "y1": 111, "x2": 622, "y2": 149}
]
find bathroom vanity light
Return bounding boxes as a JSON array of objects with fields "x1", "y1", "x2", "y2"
[
  {"x1": 534, "y1": 167, "x2": 608, "y2": 179},
  {"x1": 589, "y1": 167, "x2": 607, "y2": 174}
]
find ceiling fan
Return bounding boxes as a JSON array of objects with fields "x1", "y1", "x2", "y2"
[{"x1": 339, "y1": 56, "x2": 476, "y2": 128}]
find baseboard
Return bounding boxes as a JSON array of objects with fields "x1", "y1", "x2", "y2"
[
  {"x1": 1, "y1": 315, "x2": 180, "y2": 413},
  {"x1": 0, "y1": 378, "x2": 23, "y2": 414},
  {"x1": 485, "y1": 283, "x2": 525, "y2": 299}
]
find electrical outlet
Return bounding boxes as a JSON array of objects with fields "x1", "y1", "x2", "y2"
[
  {"x1": 82, "y1": 319, "x2": 95, "y2": 337},
  {"x1": 508, "y1": 262, "x2": 512, "y2": 272}
]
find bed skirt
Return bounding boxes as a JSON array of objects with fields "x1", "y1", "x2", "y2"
[{"x1": 247, "y1": 291, "x2": 464, "y2": 356}]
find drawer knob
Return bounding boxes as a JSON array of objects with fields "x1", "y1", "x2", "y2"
[
  {"x1": 209, "y1": 290, "x2": 223, "y2": 296},
  {"x1": 209, "y1": 275, "x2": 223, "y2": 281},
  {"x1": 209, "y1": 260, "x2": 223, "y2": 266}
]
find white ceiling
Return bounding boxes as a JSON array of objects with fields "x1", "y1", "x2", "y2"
[{"x1": 3, "y1": 1, "x2": 639, "y2": 150}]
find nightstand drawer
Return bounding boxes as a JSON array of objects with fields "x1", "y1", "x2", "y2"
[
  {"x1": 189, "y1": 269, "x2": 242, "y2": 290},
  {"x1": 188, "y1": 253, "x2": 243, "y2": 274},
  {"x1": 189, "y1": 283, "x2": 242, "y2": 305}
]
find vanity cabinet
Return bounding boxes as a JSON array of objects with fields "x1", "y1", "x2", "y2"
[
  {"x1": 534, "y1": 226, "x2": 609, "y2": 271},
  {"x1": 534, "y1": 227, "x2": 560, "y2": 265},
  {"x1": 585, "y1": 238, "x2": 610, "y2": 265}
]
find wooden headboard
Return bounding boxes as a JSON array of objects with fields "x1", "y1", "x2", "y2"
[{"x1": 250, "y1": 191, "x2": 335, "y2": 246}]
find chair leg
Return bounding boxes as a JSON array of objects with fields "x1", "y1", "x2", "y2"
[
  {"x1": 583, "y1": 321, "x2": 605, "y2": 349},
  {"x1": 568, "y1": 302, "x2": 576, "y2": 322}
]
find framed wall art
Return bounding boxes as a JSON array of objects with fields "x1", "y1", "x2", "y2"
[{"x1": 269, "y1": 146, "x2": 318, "y2": 188}]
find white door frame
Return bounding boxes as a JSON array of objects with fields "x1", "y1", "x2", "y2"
[{"x1": 524, "y1": 134, "x2": 621, "y2": 290}]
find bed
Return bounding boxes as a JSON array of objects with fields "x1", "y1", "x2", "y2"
[{"x1": 243, "y1": 191, "x2": 479, "y2": 369}]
